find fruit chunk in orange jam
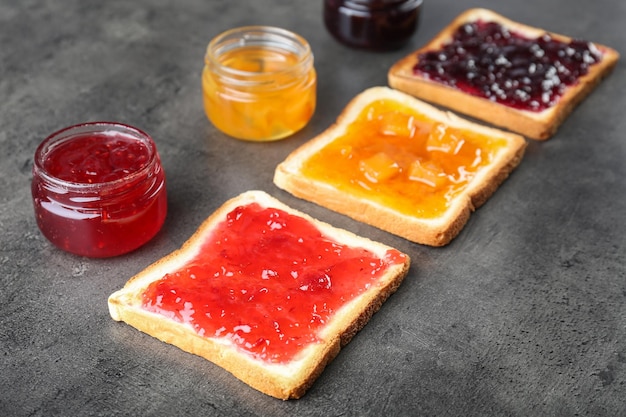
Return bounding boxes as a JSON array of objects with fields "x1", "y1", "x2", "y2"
[{"x1": 300, "y1": 99, "x2": 510, "y2": 218}]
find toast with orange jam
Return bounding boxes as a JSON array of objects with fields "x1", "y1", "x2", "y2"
[
  {"x1": 388, "y1": 8, "x2": 619, "y2": 140},
  {"x1": 273, "y1": 87, "x2": 527, "y2": 246},
  {"x1": 108, "y1": 190, "x2": 410, "y2": 400}
]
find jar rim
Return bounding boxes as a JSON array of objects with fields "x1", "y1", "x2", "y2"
[
  {"x1": 205, "y1": 25, "x2": 313, "y2": 84},
  {"x1": 33, "y1": 122, "x2": 159, "y2": 192}
]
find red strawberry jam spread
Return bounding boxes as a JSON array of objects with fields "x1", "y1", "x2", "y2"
[
  {"x1": 414, "y1": 20, "x2": 603, "y2": 111},
  {"x1": 141, "y1": 202, "x2": 406, "y2": 364}
]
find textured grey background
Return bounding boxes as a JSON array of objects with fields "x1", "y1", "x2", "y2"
[{"x1": 1, "y1": 0, "x2": 625, "y2": 416}]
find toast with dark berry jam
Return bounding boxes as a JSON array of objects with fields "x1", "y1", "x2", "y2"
[{"x1": 388, "y1": 8, "x2": 619, "y2": 140}]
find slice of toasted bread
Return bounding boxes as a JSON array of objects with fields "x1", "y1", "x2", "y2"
[
  {"x1": 388, "y1": 8, "x2": 619, "y2": 140},
  {"x1": 108, "y1": 190, "x2": 410, "y2": 400},
  {"x1": 273, "y1": 86, "x2": 527, "y2": 246}
]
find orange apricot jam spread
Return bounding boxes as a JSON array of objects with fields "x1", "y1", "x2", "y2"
[
  {"x1": 141, "y1": 202, "x2": 406, "y2": 364},
  {"x1": 300, "y1": 99, "x2": 511, "y2": 218}
]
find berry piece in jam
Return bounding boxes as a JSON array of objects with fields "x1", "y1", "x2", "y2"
[{"x1": 414, "y1": 20, "x2": 603, "y2": 112}]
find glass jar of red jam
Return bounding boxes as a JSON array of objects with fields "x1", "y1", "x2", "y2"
[
  {"x1": 202, "y1": 26, "x2": 317, "y2": 141},
  {"x1": 31, "y1": 122, "x2": 167, "y2": 258},
  {"x1": 323, "y1": 0, "x2": 423, "y2": 50}
]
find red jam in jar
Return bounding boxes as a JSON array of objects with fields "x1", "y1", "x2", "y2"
[
  {"x1": 31, "y1": 122, "x2": 167, "y2": 258},
  {"x1": 141, "y1": 202, "x2": 407, "y2": 364},
  {"x1": 414, "y1": 21, "x2": 604, "y2": 112},
  {"x1": 324, "y1": 0, "x2": 423, "y2": 51}
]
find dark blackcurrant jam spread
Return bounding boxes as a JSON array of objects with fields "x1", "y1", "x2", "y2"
[{"x1": 414, "y1": 21, "x2": 603, "y2": 112}]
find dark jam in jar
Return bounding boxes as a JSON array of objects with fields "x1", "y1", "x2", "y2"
[
  {"x1": 32, "y1": 122, "x2": 167, "y2": 258},
  {"x1": 141, "y1": 202, "x2": 407, "y2": 364},
  {"x1": 324, "y1": 0, "x2": 423, "y2": 51},
  {"x1": 414, "y1": 21, "x2": 603, "y2": 111}
]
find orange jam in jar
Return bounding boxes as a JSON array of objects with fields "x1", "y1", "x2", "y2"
[
  {"x1": 202, "y1": 26, "x2": 317, "y2": 141},
  {"x1": 300, "y1": 100, "x2": 510, "y2": 218}
]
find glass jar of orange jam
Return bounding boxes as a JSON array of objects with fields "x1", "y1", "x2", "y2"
[
  {"x1": 202, "y1": 26, "x2": 317, "y2": 141},
  {"x1": 31, "y1": 122, "x2": 167, "y2": 258}
]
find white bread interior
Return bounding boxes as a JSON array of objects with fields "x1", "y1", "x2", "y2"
[
  {"x1": 108, "y1": 190, "x2": 410, "y2": 400},
  {"x1": 388, "y1": 8, "x2": 620, "y2": 140},
  {"x1": 273, "y1": 86, "x2": 527, "y2": 246}
]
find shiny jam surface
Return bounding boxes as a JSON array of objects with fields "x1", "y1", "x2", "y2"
[
  {"x1": 203, "y1": 45, "x2": 316, "y2": 141},
  {"x1": 32, "y1": 127, "x2": 167, "y2": 258},
  {"x1": 300, "y1": 99, "x2": 509, "y2": 218},
  {"x1": 414, "y1": 20, "x2": 603, "y2": 111},
  {"x1": 44, "y1": 134, "x2": 150, "y2": 183},
  {"x1": 141, "y1": 202, "x2": 406, "y2": 364}
]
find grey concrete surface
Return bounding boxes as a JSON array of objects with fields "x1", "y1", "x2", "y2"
[{"x1": 1, "y1": 0, "x2": 625, "y2": 416}]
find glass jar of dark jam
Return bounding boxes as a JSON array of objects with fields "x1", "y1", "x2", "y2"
[
  {"x1": 31, "y1": 122, "x2": 167, "y2": 258},
  {"x1": 323, "y1": 0, "x2": 423, "y2": 51}
]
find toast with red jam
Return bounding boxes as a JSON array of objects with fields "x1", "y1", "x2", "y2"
[
  {"x1": 108, "y1": 190, "x2": 410, "y2": 400},
  {"x1": 388, "y1": 8, "x2": 619, "y2": 140}
]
